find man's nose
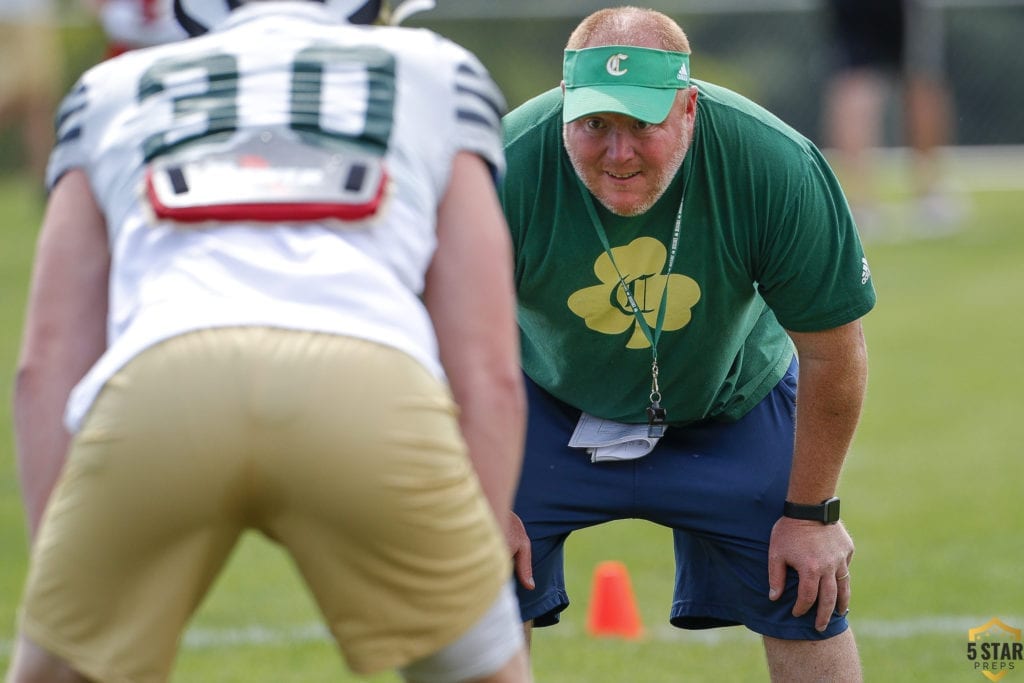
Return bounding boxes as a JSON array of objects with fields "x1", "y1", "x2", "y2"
[{"x1": 605, "y1": 129, "x2": 636, "y2": 161}]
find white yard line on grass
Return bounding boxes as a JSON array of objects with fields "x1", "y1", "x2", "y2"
[
  {"x1": 5, "y1": 615, "x2": 1020, "y2": 657},
  {"x1": 843, "y1": 145, "x2": 1024, "y2": 193},
  {"x1": 176, "y1": 613, "x2": 1024, "y2": 648}
]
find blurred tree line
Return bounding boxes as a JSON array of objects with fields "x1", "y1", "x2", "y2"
[
  {"x1": 3, "y1": 4, "x2": 1021, "y2": 177},
  {"x1": 415, "y1": 5, "x2": 1024, "y2": 148}
]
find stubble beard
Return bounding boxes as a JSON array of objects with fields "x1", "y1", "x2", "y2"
[{"x1": 566, "y1": 128, "x2": 691, "y2": 218}]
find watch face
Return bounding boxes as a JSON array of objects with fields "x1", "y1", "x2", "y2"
[{"x1": 823, "y1": 497, "x2": 841, "y2": 523}]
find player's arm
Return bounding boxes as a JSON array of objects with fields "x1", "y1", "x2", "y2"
[
  {"x1": 768, "y1": 319, "x2": 867, "y2": 630},
  {"x1": 14, "y1": 169, "x2": 110, "y2": 543},
  {"x1": 424, "y1": 151, "x2": 526, "y2": 534}
]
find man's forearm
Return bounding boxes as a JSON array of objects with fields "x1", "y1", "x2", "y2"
[{"x1": 786, "y1": 322, "x2": 868, "y2": 504}]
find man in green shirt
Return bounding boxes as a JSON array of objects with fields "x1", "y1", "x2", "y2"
[{"x1": 501, "y1": 7, "x2": 874, "y2": 681}]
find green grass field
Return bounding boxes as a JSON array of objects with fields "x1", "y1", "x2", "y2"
[{"x1": 1, "y1": 160, "x2": 1022, "y2": 682}]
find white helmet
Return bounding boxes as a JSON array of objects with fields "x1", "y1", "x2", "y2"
[{"x1": 173, "y1": 0, "x2": 435, "y2": 36}]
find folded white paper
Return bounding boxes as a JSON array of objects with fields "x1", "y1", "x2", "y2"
[{"x1": 568, "y1": 412, "x2": 662, "y2": 463}]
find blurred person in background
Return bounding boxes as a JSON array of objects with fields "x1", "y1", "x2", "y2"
[
  {"x1": 6, "y1": 0, "x2": 530, "y2": 681},
  {"x1": 83, "y1": 0, "x2": 188, "y2": 57},
  {"x1": 823, "y1": 0, "x2": 967, "y2": 240},
  {"x1": 0, "y1": 0, "x2": 62, "y2": 183},
  {"x1": 501, "y1": 6, "x2": 874, "y2": 682}
]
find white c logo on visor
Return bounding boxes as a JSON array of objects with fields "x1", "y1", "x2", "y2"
[{"x1": 606, "y1": 53, "x2": 629, "y2": 76}]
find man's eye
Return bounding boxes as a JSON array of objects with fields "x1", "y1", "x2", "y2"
[{"x1": 634, "y1": 120, "x2": 651, "y2": 131}]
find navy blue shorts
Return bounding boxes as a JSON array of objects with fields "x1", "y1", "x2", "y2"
[{"x1": 513, "y1": 358, "x2": 849, "y2": 640}]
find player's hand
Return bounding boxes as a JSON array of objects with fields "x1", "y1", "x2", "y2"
[
  {"x1": 506, "y1": 511, "x2": 534, "y2": 590},
  {"x1": 767, "y1": 516, "x2": 854, "y2": 632}
]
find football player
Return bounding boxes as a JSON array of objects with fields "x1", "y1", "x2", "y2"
[{"x1": 7, "y1": 2, "x2": 530, "y2": 681}]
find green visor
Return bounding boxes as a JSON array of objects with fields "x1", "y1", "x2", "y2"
[{"x1": 562, "y1": 46, "x2": 690, "y2": 124}]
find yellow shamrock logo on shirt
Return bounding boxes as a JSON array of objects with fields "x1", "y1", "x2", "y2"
[{"x1": 568, "y1": 236, "x2": 701, "y2": 349}]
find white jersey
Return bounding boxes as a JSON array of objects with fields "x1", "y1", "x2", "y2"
[{"x1": 49, "y1": 2, "x2": 507, "y2": 432}]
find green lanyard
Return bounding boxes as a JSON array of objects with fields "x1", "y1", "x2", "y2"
[{"x1": 575, "y1": 175, "x2": 684, "y2": 435}]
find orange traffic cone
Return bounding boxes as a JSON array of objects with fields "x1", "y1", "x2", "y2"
[{"x1": 585, "y1": 560, "x2": 644, "y2": 639}]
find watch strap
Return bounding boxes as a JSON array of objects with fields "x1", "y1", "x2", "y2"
[{"x1": 783, "y1": 497, "x2": 841, "y2": 524}]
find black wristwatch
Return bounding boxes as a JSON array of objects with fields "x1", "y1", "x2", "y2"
[{"x1": 783, "y1": 497, "x2": 841, "y2": 524}]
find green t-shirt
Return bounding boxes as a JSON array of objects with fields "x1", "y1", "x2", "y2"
[{"x1": 500, "y1": 81, "x2": 876, "y2": 425}]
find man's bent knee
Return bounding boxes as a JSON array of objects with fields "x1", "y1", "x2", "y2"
[{"x1": 763, "y1": 629, "x2": 862, "y2": 683}]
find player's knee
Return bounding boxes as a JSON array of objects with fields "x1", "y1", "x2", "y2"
[
  {"x1": 6, "y1": 635, "x2": 89, "y2": 683},
  {"x1": 400, "y1": 583, "x2": 529, "y2": 683}
]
